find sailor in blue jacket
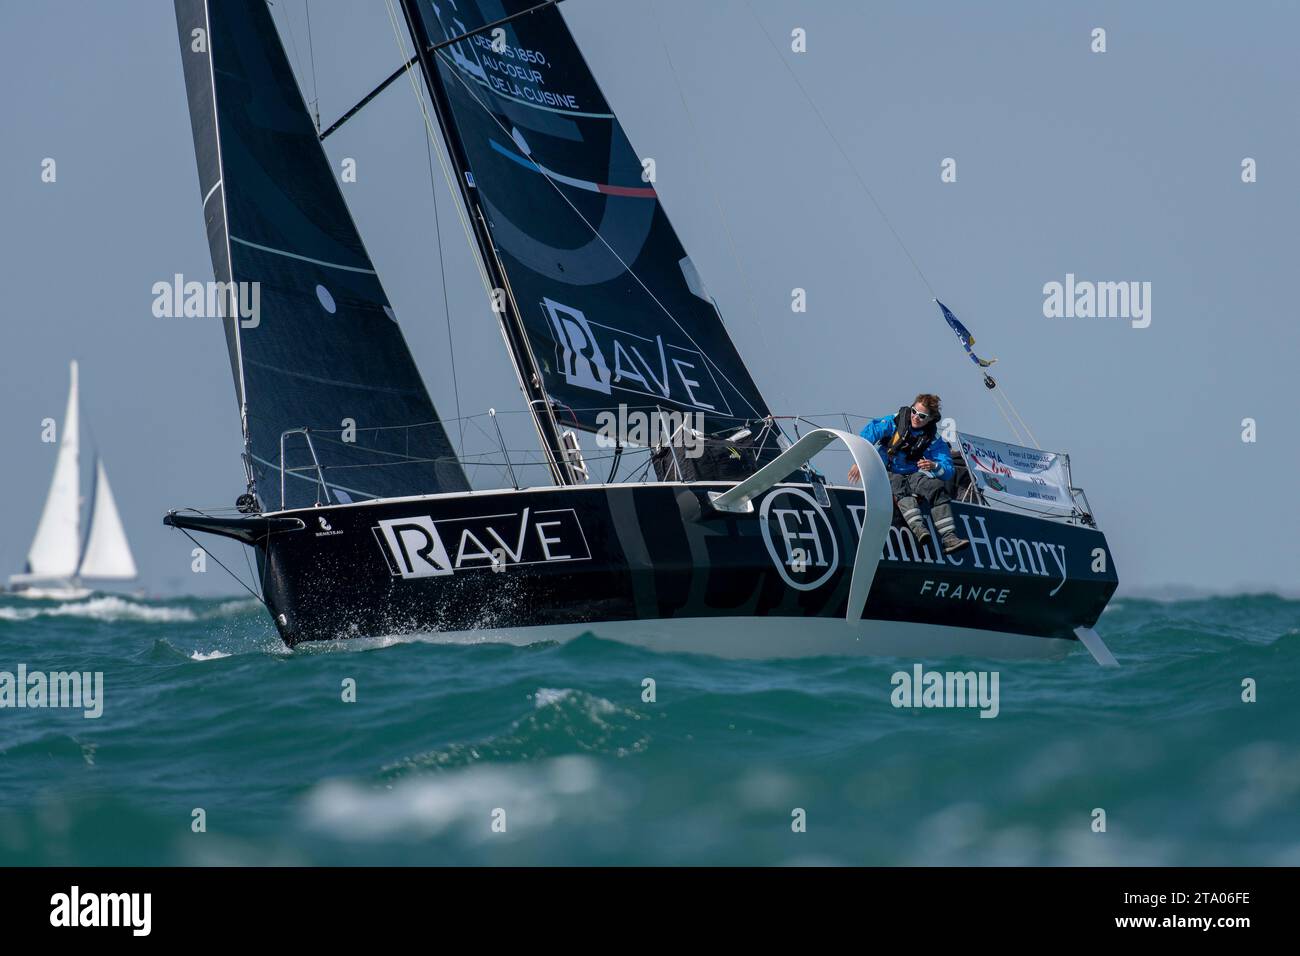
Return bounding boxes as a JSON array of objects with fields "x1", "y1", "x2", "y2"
[{"x1": 847, "y1": 394, "x2": 969, "y2": 553}]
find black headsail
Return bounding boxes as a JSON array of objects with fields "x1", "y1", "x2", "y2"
[
  {"x1": 398, "y1": 0, "x2": 774, "y2": 464},
  {"x1": 174, "y1": 0, "x2": 468, "y2": 510}
]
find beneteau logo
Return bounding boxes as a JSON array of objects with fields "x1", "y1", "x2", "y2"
[
  {"x1": 50, "y1": 886, "x2": 151, "y2": 936},
  {"x1": 314, "y1": 515, "x2": 343, "y2": 537},
  {"x1": 152, "y1": 273, "x2": 261, "y2": 328},
  {"x1": 0, "y1": 665, "x2": 103, "y2": 718},
  {"x1": 375, "y1": 507, "x2": 591, "y2": 579},
  {"x1": 594, "y1": 405, "x2": 705, "y2": 458},
  {"x1": 1042, "y1": 273, "x2": 1151, "y2": 328},
  {"x1": 542, "y1": 297, "x2": 731, "y2": 415}
]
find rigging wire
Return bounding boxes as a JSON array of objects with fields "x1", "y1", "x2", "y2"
[
  {"x1": 743, "y1": 1, "x2": 934, "y2": 300},
  {"x1": 239, "y1": 533, "x2": 262, "y2": 601},
  {"x1": 994, "y1": 383, "x2": 1039, "y2": 447},
  {"x1": 269, "y1": 1, "x2": 308, "y2": 118},
  {"x1": 743, "y1": 0, "x2": 1043, "y2": 448},
  {"x1": 382, "y1": 0, "x2": 499, "y2": 303},
  {"x1": 172, "y1": 520, "x2": 268, "y2": 608},
  {"x1": 304, "y1": 0, "x2": 321, "y2": 132},
  {"x1": 381, "y1": 0, "x2": 533, "y2": 474},
  {"x1": 646, "y1": 0, "x2": 792, "y2": 417},
  {"x1": 424, "y1": 127, "x2": 467, "y2": 458},
  {"x1": 990, "y1": 388, "x2": 1024, "y2": 444}
]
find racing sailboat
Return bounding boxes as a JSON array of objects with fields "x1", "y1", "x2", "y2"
[
  {"x1": 164, "y1": 0, "x2": 1119, "y2": 662},
  {"x1": 10, "y1": 361, "x2": 139, "y2": 599}
]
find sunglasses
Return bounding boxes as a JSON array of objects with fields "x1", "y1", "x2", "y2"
[{"x1": 910, "y1": 407, "x2": 935, "y2": 422}]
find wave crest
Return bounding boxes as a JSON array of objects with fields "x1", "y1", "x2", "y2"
[{"x1": 0, "y1": 596, "x2": 197, "y2": 623}]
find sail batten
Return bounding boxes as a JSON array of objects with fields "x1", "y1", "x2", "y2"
[
  {"x1": 227, "y1": 235, "x2": 379, "y2": 275},
  {"x1": 175, "y1": 0, "x2": 469, "y2": 509},
  {"x1": 403, "y1": 0, "x2": 773, "y2": 447}
]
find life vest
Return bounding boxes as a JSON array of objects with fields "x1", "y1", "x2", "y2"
[{"x1": 882, "y1": 405, "x2": 937, "y2": 466}]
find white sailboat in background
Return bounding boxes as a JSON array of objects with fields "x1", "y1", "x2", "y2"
[{"x1": 8, "y1": 361, "x2": 138, "y2": 600}]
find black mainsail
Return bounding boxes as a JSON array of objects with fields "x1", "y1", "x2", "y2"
[
  {"x1": 175, "y1": 0, "x2": 468, "y2": 509},
  {"x1": 399, "y1": 0, "x2": 774, "y2": 453}
]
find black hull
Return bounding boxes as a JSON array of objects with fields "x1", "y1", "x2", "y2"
[{"x1": 185, "y1": 482, "x2": 1117, "y2": 656}]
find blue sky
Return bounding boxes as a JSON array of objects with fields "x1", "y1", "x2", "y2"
[{"x1": 1, "y1": 0, "x2": 1296, "y2": 596}]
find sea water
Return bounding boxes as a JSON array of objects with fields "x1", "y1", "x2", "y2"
[{"x1": 0, "y1": 592, "x2": 1295, "y2": 865}]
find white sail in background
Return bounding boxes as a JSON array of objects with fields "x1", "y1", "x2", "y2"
[
  {"x1": 78, "y1": 457, "x2": 138, "y2": 580},
  {"x1": 15, "y1": 361, "x2": 82, "y2": 582},
  {"x1": 9, "y1": 360, "x2": 138, "y2": 595}
]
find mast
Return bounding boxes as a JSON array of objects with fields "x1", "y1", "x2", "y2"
[
  {"x1": 397, "y1": 0, "x2": 574, "y2": 486},
  {"x1": 202, "y1": 0, "x2": 257, "y2": 505}
]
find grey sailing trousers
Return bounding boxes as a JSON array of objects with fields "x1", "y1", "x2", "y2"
[{"x1": 889, "y1": 471, "x2": 958, "y2": 538}]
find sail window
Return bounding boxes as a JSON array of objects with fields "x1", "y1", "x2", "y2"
[{"x1": 316, "y1": 284, "x2": 337, "y2": 314}]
